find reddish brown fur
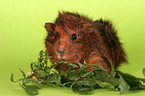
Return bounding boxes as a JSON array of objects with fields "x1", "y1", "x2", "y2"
[{"x1": 45, "y1": 12, "x2": 128, "y2": 72}]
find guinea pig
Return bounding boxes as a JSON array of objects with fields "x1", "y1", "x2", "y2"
[{"x1": 45, "y1": 12, "x2": 128, "y2": 72}]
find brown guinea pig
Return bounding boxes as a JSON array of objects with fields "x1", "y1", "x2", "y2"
[{"x1": 45, "y1": 12, "x2": 128, "y2": 72}]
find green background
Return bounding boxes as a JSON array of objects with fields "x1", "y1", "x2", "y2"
[{"x1": 0, "y1": 0, "x2": 145, "y2": 96}]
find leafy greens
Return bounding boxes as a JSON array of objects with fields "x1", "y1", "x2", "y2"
[{"x1": 10, "y1": 50, "x2": 145, "y2": 95}]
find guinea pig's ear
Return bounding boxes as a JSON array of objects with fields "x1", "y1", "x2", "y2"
[{"x1": 45, "y1": 23, "x2": 55, "y2": 33}]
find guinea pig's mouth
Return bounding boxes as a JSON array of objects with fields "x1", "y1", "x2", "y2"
[{"x1": 57, "y1": 53, "x2": 65, "y2": 60}]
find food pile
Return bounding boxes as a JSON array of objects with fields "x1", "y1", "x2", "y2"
[{"x1": 11, "y1": 50, "x2": 145, "y2": 95}]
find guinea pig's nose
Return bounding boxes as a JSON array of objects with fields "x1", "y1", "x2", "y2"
[{"x1": 57, "y1": 48, "x2": 66, "y2": 53}]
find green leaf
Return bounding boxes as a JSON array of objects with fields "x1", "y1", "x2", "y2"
[
  {"x1": 30, "y1": 62, "x2": 39, "y2": 71},
  {"x1": 66, "y1": 70, "x2": 80, "y2": 81},
  {"x1": 44, "y1": 51, "x2": 48, "y2": 56},
  {"x1": 40, "y1": 63, "x2": 44, "y2": 67},
  {"x1": 19, "y1": 68, "x2": 26, "y2": 78},
  {"x1": 44, "y1": 67, "x2": 51, "y2": 73},
  {"x1": 81, "y1": 71, "x2": 92, "y2": 77},
  {"x1": 10, "y1": 73, "x2": 15, "y2": 82},
  {"x1": 85, "y1": 63, "x2": 100, "y2": 70},
  {"x1": 10, "y1": 73, "x2": 23, "y2": 82},
  {"x1": 20, "y1": 84, "x2": 40, "y2": 95},
  {"x1": 143, "y1": 68, "x2": 145, "y2": 77},
  {"x1": 23, "y1": 78, "x2": 43, "y2": 84},
  {"x1": 109, "y1": 59, "x2": 115, "y2": 78},
  {"x1": 96, "y1": 80, "x2": 113, "y2": 88},
  {"x1": 44, "y1": 73, "x2": 61, "y2": 86},
  {"x1": 77, "y1": 62, "x2": 83, "y2": 68},
  {"x1": 34, "y1": 69, "x2": 48, "y2": 77},
  {"x1": 72, "y1": 84, "x2": 94, "y2": 94},
  {"x1": 106, "y1": 61, "x2": 120, "y2": 86},
  {"x1": 93, "y1": 70, "x2": 108, "y2": 81},
  {"x1": 118, "y1": 75, "x2": 130, "y2": 94},
  {"x1": 106, "y1": 77, "x2": 120, "y2": 86},
  {"x1": 115, "y1": 70, "x2": 145, "y2": 88},
  {"x1": 77, "y1": 77, "x2": 97, "y2": 86}
]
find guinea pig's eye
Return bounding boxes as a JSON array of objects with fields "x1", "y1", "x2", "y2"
[{"x1": 71, "y1": 33, "x2": 77, "y2": 40}]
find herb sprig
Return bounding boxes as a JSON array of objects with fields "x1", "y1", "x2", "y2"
[{"x1": 11, "y1": 50, "x2": 145, "y2": 95}]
